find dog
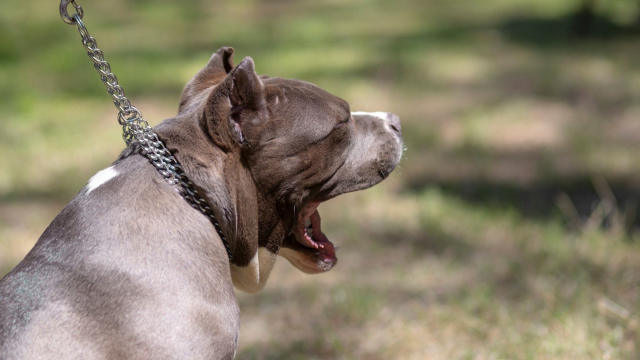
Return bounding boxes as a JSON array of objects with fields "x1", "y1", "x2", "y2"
[{"x1": 0, "y1": 47, "x2": 403, "y2": 359}]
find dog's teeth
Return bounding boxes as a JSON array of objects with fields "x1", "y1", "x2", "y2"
[{"x1": 304, "y1": 218, "x2": 311, "y2": 228}]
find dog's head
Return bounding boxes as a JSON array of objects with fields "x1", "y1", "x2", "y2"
[{"x1": 178, "y1": 47, "x2": 403, "y2": 281}]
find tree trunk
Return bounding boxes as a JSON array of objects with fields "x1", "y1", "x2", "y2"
[{"x1": 572, "y1": 0, "x2": 596, "y2": 37}]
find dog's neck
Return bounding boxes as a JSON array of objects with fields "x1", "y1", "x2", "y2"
[
  {"x1": 154, "y1": 108, "x2": 260, "y2": 266},
  {"x1": 156, "y1": 65, "x2": 294, "y2": 267}
]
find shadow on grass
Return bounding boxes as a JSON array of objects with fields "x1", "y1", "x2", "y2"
[
  {"x1": 404, "y1": 176, "x2": 640, "y2": 231},
  {"x1": 368, "y1": 227, "x2": 477, "y2": 261},
  {"x1": 498, "y1": 12, "x2": 640, "y2": 48}
]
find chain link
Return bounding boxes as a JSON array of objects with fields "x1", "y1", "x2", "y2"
[
  {"x1": 60, "y1": 0, "x2": 83, "y2": 25},
  {"x1": 60, "y1": 1, "x2": 232, "y2": 260}
]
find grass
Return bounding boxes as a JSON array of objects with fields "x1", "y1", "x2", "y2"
[{"x1": 2, "y1": 0, "x2": 640, "y2": 358}]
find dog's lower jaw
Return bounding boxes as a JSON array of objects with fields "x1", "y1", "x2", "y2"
[{"x1": 278, "y1": 242, "x2": 338, "y2": 274}]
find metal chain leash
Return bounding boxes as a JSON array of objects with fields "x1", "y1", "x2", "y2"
[{"x1": 59, "y1": 0, "x2": 233, "y2": 260}]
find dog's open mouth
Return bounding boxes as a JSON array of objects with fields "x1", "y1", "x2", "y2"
[{"x1": 293, "y1": 202, "x2": 337, "y2": 259}]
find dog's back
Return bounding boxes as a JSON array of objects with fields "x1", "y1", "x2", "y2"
[{"x1": 0, "y1": 151, "x2": 239, "y2": 360}]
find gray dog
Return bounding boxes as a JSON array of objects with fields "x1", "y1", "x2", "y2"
[{"x1": 0, "y1": 47, "x2": 403, "y2": 359}]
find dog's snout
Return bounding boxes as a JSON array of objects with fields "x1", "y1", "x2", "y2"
[
  {"x1": 386, "y1": 113, "x2": 401, "y2": 133},
  {"x1": 350, "y1": 111, "x2": 402, "y2": 135}
]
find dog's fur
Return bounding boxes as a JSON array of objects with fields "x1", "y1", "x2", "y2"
[{"x1": 0, "y1": 47, "x2": 403, "y2": 359}]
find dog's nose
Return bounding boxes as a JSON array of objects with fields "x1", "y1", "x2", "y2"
[{"x1": 386, "y1": 113, "x2": 401, "y2": 133}]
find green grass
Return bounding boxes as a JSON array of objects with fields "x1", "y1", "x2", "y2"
[{"x1": 2, "y1": 0, "x2": 640, "y2": 358}]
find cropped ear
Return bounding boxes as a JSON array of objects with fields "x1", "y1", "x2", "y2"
[
  {"x1": 228, "y1": 57, "x2": 267, "y2": 145},
  {"x1": 179, "y1": 47, "x2": 235, "y2": 112}
]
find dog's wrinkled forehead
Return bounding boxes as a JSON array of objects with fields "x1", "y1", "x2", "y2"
[
  {"x1": 261, "y1": 76, "x2": 351, "y2": 130},
  {"x1": 240, "y1": 76, "x2": 354, "y2": 199}
]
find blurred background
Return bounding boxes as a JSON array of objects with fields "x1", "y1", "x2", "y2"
[{"x1": 1, "y1": 0, "x2": 640, "y2": 358}]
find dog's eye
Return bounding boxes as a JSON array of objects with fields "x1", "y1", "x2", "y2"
[{"x1": 334, "y1": 116, "x2": 351, "y2": 128}]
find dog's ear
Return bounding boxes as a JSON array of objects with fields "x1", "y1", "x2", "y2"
[
  {"x1": 227, "y1": 57, "x2": 268, "y2": 146},
  {"x1": 179, "y1": 47, "x2": 235, "y2": 112}
]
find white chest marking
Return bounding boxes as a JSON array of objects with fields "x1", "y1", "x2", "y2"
[
  {"x1": 86, "y1": 166, "x2": 118, "y2": 194},
  {"x1": 231, "y1": 248, "x2": 277, "y2": 294}
]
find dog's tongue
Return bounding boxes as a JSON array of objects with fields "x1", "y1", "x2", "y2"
[
  {"x1": 296, "y1": 206, "x2": 335, "y2": 252},
  {"x1": 293, "y1": 206, "x2": 338, "y2": 270},
  {"x1": 308, "y1": 210, "x2": 337, "y2": 263},
  {"x1": 309, "y1": 210, "x2": 328, "y2": 249}
]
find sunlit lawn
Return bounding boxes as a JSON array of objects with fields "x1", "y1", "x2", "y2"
[{"x1": 2, "y1": 0, "x2": 640, "y2": 358}]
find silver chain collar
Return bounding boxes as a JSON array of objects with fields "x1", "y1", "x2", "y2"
[{"x1": 59, "y1": 0, "x2": 233, "y2": 260}]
